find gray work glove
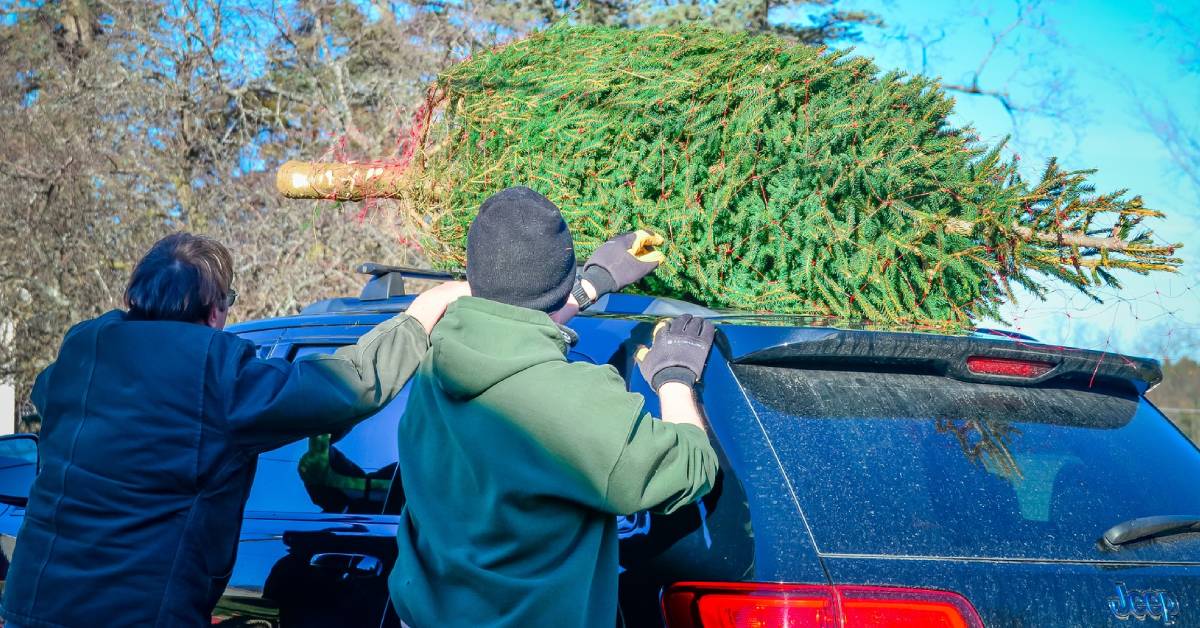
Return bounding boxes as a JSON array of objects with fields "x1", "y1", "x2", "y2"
[
  {"x1": 580, "y1": 230, "x2": 665, "y2": 297},
  {"x1": 635, "y1": 314, "x2": 716, "y2": 391}
]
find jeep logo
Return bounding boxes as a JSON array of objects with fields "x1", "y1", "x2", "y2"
[{"x1": 1108, "y1": 583, "x2": 1181, "y2": 625}]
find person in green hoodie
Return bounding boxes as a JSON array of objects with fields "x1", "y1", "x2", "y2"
[{"x1": 389, "y1": 186, "x2": 720, "y2": 627}]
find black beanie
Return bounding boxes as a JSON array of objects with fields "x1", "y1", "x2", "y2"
[{"x1": 466, "y1": 186, "x2": 576, "y2": 313}]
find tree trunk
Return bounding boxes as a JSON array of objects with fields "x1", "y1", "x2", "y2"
[
  {"x1": 274, "y1": 160, "x2": 1174, "y2": 257},
  {"x1": 275, "y1": 160, "x2": 408, "y2": 201},
  {"x1": 944, "y1": 217, "x2": 1152, "y2": 253}
]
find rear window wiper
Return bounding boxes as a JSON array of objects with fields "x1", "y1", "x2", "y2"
[{"x1": 1103, "y1": 516, "x2": 1200, "y2": 548}]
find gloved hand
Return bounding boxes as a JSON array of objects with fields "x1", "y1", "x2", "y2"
[
  {"x1": 635, "y1": 314, "x2": 716, "y2": 391},
  {"x1": 298, "y1": 434, "x2": 364, "y2": 493},
  {"x1": 580, "y1": 230, "x2": 665, "y2": 298}
]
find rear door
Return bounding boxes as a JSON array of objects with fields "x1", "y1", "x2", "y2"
[
  {"x1": 733, "y1": 363, "x2": 1200, "y2": 626},
  {"x1": 215, "y1": 339, "x2": 410, "y2": 628}
]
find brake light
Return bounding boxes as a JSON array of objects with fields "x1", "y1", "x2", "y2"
[
  {"x1": 965, "y1": 355, "x2": 1054, "y2": 378},
  {"x1": 662, "y1": 582, "x2": 985, "y2": 628},
  {"x1": 839, "y1": 586, "x2": 982, "y2": 627}
]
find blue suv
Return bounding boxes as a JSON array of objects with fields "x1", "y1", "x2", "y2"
[{"x1": 2, "y1": 265, "x2": 1198, "y2": 627}]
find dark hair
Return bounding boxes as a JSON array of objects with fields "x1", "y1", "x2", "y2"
[{"x1": 124, "y1": 233, "x2": 234, "y2": 322}]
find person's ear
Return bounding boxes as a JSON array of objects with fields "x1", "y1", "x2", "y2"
[{"x1": 205, "y1": 303, "x2": 227, "y2": 329}]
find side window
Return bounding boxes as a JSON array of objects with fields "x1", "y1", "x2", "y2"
[{"x1": 244, "y1": 345, "x2": 410, "y2": 516}]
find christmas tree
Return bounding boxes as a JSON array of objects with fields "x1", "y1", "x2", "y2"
[{"x1": 278, "y1": 25, "x2": 1181, "y2": 326}]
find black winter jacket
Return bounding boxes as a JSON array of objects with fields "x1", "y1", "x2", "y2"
[{"x1": 0, "y1": 310, "x2": 428, "y2": 627}]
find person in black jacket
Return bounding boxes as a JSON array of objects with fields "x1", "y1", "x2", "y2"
[{"x1": 0, "y1": 233, "x2": 467, "y2": 628}]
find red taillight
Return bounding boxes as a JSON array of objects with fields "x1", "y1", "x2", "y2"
[
  {"x1": 965, "y1": 355, "x2": 1054, "y2": 378},
  {"x1": 662, "y1": 582, "x2": 985, "y2": 628},
  {"x1": 674, "y1": 584, "x2": 836, "y2": 628},
  {"x1": 838, "y1": 586, "x2": 980, "y2": 628}
]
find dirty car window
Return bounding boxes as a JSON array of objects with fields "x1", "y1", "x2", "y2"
[{"x1": 734, "y1": 365, "x2": 1200, "y2": 561}]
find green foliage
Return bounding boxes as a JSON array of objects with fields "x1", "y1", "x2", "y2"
[{"x1": 402, "y1": 25, "x2": 1180, "y2": 325}]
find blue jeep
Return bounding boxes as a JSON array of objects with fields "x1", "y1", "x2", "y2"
[{"x1": 2, "y1": 265, "x2": 1198, "y2": 627}]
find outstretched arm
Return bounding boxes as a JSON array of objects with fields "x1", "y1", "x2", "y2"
[
  {"x1": 219, "y1": 282, "x2": 469, "y2": 452},
  {"x1": 604, "y1": 409, "x2": 717, "y2": 516},
  {"x1": 602, "y1": 314, "x2": 720, "y2": 515},
  {"x1": 552, "y1": 230, "x2": 664, "y2": 324}
]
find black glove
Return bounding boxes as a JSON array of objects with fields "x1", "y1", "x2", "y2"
[
  {"x1": 580, "y1": 230, "x2": 664, "y2": 299},
  {"x1": 635, "y1": 314, "x2": 716, "y2": 391}
]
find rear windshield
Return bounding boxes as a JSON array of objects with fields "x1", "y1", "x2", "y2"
[{"x1": 735, "y1": 365, "x2": 1200, "y2": 562}]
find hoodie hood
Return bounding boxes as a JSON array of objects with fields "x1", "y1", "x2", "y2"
[{"x1": 428, "y1": 296, "x2": 568, "y2": 400}]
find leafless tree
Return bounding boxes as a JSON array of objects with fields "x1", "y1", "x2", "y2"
[
  {"x1": 887, "y1": 0, "x2": 1083, "y2": 154},
  {"x1": 0, "y1": 0, "x2": 881, "y2": 404},
  {"x1": 0, "y1": 0, "x2": 484, "y2": 401},
  {"x1": 1139, "y1": 6, "x2": 1200, "y2": 196}
]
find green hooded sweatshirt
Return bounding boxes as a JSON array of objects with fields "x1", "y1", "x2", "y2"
[{"x1": 389, "y1": 297, "x2": 719, "y2": 627}]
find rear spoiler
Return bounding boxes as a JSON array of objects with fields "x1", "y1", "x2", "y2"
[{"x1": 727, "y1": 329, "x2": 1162, "y2": 392}]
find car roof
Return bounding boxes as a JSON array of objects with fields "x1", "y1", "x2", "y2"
[
  {"x1": 230, "y1": 291, "x2": 1031, "y2": 339},
  {"x1": 227, "y1": 290, "x2": 1162, "y2": 392}
]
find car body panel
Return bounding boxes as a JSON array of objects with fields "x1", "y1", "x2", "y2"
[
  {"x1": 823, "y1": 555, "x2": 1200, "y2": 626},
  {"x1": 1, "y1": 293, "x2": 1191, "y2": 627},
  {"x1": 215, "y1": 514, "x2": 400, "y2": 627}
]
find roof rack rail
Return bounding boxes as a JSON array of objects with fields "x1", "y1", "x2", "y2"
[{"x1": 357, "y1": 263, "x2": 465, "y2": 300}]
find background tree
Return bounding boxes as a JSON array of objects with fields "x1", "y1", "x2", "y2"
[
  {"x1": 882, "y1": 0, "x2": 1081, "y2": 155},
  {"x1": 1141, "y1": 5, "x2": 1200, "y2": 197},
  {"x1": 1153, "y1": 358, "x2": 1200, "y2": 444},
  {"x1": 0, "y1": 0, "x2": 468, "y2": 402},
  {"x1": 1, "y1": 0, "x2": 168, "y2": 405},
  {"x1": 481, "y1": 0, "x2": 880, "y2": 41},
  {"x1": 0, "y1": 0, "x2": 878, "y2": 405},
  {"x1": 1140, "y1": 323, "x2": 1200, "y2": 443}
]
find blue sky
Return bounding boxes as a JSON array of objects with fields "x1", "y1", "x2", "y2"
[{"x1": 797, "y1": 0, "x2": 1200, "y2": 357}]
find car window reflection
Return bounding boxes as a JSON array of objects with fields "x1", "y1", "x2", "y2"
[{"x1": 244, "y1": 345, "x2": 408, "y2": 516}]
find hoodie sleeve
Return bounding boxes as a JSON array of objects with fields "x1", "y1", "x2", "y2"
[
  {"x1": 213, "y1": 314, "x2": 429, "y2": 452},
  {"x1": 602, "y1": 411, "x2": 719, "y2": 516}
]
